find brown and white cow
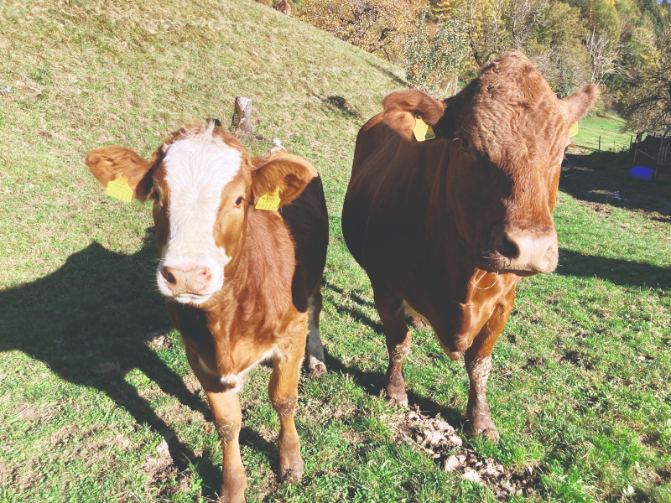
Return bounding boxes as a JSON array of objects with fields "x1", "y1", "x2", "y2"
[
  {"x1": 86, "y1": 122, "x2": 329, "y2": 502},
  {"x1": 341, "y1": 51, "x2": 597, "y2": 440}
]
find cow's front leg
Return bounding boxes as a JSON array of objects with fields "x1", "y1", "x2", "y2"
[
  {"x1": 463, "y1": 287, "x2": 516, "y2": 441},
  {"x1": 207, "y1": 391, "x2": 246, "y2": 503},
  {"x1": 372, "y1": 284, "x2": 411, "y2": 406},
  {"x1": 464, "y1": 355, "x2": 498, "y2": 441},
  {"x1": 269, "y1": 331, "x2": 306, "y2": 482}
]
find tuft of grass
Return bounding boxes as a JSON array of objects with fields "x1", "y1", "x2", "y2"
[{"x1": 1, "y1": 1, "x2": 670, "y2": 502}]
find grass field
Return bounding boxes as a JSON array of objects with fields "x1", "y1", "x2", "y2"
[
  {"x1": 1, "y1": 1, "x2": 670, "y2": 502},
  {"x1": 570, "y1": 114, "x2": 635, "y2": 153}
]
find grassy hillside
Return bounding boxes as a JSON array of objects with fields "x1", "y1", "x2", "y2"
[
  {"x1": 570, "y1": 114, "x2": 635, "y2": 153},
  {"x1": 1, "y1": 1, "x2": 670, "y2": 502}
]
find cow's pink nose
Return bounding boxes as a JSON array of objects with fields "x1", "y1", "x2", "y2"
[
  {"x1": 160, "y1": 265, "x2": 212, "y2": 294},
  {"x1": 493, "y1": 227, "x2": 558, "y2": 274}
]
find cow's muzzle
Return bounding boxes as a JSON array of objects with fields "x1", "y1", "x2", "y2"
[
  {"x1": 486, "y1": 226, "x2": 558, "y2": 275},
  {"x1": 158, "y1": 263, "x2": 215, "y2": 301}
]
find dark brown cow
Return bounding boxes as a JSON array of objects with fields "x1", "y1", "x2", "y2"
[
  {"x1": 341, "y1": 51, "x2": 597, "y2": 440},
  {"x1": 86, "y1": 123, "x2": 329, "y2": 502}
]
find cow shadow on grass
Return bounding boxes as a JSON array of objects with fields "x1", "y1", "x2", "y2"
[
  {"x1": 0, "y1": 230, "x2": 274, "y2": 498},
  {"x1": 325, "y1": 348, "x2": 468, "y2": 430},
  {"x1": 321, "y1": 281, "x2": 468, "y2": 430},
  {"x1": 560, "y1": 151, "x2": 671, "y2": 219},
  {"x1": 556, "y1": 248, "x2": 671, "y2": 290}
]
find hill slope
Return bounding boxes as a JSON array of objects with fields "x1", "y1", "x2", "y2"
[
  {"x1": 1, "y1": 1, "x2": 670, "y2": 502},
  {"x1": 0, "y1": 0, "x2": 405, "y2": 287}
]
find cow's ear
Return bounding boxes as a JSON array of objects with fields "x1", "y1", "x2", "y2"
[
  {"x1": 382, "y1": 90, "x2": 446, "y2": 141},
  {"x1": 562, "y1": 84, "x2": 599, "y2": 123},
  {"x1": 85, "y1": 146, "x2": 154, "y2": 202},
  {"x1": 251, "y1": 153, "x2": 318, "y2": 208}
]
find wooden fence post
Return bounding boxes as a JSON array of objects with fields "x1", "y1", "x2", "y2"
[{"x1": 231, "y1": 97, "x2": 252, "y2": 134}]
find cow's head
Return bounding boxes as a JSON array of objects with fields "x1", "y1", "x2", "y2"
[
  {"x1": 86, "y1": 122, "x2": 317, "y2": 305},
  {"x1": 382, "y1": 51, "x2": 598, "y2": 275}
]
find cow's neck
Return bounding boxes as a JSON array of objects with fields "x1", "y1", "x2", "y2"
[{"x1": 398, "y1": 142, "x2": 523, "y2": 346}]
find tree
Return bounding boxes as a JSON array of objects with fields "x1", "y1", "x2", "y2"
[
  {"x1": 405, "y1": 13, "x2": 470, "y2": 93},
  {"x1": 433, "y1": 0, "x2": 509, "y2": 66},
  {"x1": 297, "y1": 0, "x2": 424, "y2": 63},
  {"x1": 585, "y1": 28, "x2": 618, "y2": 84},
  {"x1": 618, "y1": 27, "x2": 671, "y2": 134}
]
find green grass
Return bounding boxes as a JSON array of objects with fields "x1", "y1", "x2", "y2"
[
  {"x1": 1, "y1": 1, "x2": 670, "y2": 502},
  {"x1": 571, "y1": 114, "x2": 635, "y2": 153}
]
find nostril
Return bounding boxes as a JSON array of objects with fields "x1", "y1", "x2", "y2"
[
  {"x1": 499, "y1": 235, "x2": 519, "y2": 259},
  {"x1": 161, "y1": 268, "x2": 176, "y2": 285},
  {"x1": 195, "y1": 268, "x2": 212, "y2": 286}
]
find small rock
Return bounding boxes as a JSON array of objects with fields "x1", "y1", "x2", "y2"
[
  {"x1": 462, "y1": 469, "x2": 482, "y2": 484},
  {"x1": 155, "y1": 439, "x2": 172, "y2": 461},
  {"x1": 443, "y1": 455, "x2": 462, "y2": 472}
]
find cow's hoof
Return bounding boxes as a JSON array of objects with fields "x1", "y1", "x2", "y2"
[
  {"x1": 467, "y1": 423, "x2": 500, "y2": 442},
  {"x1": 386, "y1": 387, "x2": 409, "y2": 407},
  {"x1": 305, "y1": 356, "x2": 327, "y2": 377},
  {"x1": 217, "y1": 488, "x2": 246, "y2": 503},
  {"x1": 280, "y1": 458, "x2": 305, "y2": 483}
]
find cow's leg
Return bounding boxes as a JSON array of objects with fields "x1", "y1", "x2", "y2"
[
  {"x1": 207, "y1": 391, "x2": 246, "y2": 503},
  {"x1": 305, "y1": 287, "x2": 326, "y2": 375},
  {"x1": 372, "y1": 284, "x2": 411, "y2": 406},
  {"x1": 464, "y1": 287, "x2": 516, "y2": 442},
  {"x1": 269, "y1": 330, "x2": 306, "y2": 482}
]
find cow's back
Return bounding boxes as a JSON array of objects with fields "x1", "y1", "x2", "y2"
[
  {"x1": 342, "y1": 118, "x2": 442, "y2": 274},
  {"x1": 281, "y1": 176, "x2": 329, "y2": 313}
]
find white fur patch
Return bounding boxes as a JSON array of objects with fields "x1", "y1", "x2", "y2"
[
  {"x1": 218, "y1": 347, "x2": 282, "y2": 394},
  {"x1": 156, "y1": 123, "x2": 242, "y2": 304},
  {"x1": 306, "y1": 295, "x2": 325, "y2": 368}
]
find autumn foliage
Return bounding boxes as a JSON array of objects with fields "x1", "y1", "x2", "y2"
[
  {"x1": 297, "y1": 0, "x2": 671, "y2": 132},
  {"x1": 297, "y1": 0, "x2": 424, "y2": 63}
]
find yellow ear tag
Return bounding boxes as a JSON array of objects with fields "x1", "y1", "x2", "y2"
[
  {"x1": 106, "y1": 176, "x2": 134, "y2": 203},
  {"x1": 413, "y1": 115, "x2": 436, "y2": 142},
  {"x1": 568, "y1": 122, "x2": 579, "y2": 138},
  {"x1": 256, "y1": 187, "x2": 281, "y2": 211}
]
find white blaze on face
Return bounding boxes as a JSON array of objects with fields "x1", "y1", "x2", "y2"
[{"x1": 157, "y1": 124, "x2": 242, "y2": 304}]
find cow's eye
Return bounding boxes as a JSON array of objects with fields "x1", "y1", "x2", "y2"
[
  {"x1": 149, "y1": 187, "x2": 160, "y2": 202},
  {"x1": 461, "y1": 138, "x2": 470, "y2": 149},
  {"x1": 235, "y1": 196, "x2": 244, "y2": 207}
]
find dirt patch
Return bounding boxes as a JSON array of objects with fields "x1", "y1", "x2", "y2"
[
  {"x1": 16, "y1": 404, "x2": 59, "y2": 423},
  {"x1": 142, "y1": 436, "x2": 178, "y2": 495},
  {"x1": 393, "y1": 406, "x2": 538, "y2": 499},
  {"x1": 145, "y1": 332, "x2": 172, "y2": 350},
  {"x1": 0, "y1": 458, "x2": 16, "y2": 485},
  {"x1": 52, "y1": 425, "x2": 79, "y2": 446},
  {"x1": 523, "y1": 357, "x2": 545, "y2": 370},
  {"x1": 15, "y1": 456, "x2": 45, "y2": 490},
  {"x1": 298, "y1": 396, "x2": 358, "y2": 427},
  {"x1": 18, "y1": 406, "x2": 39, "y2": 422},
  {"x1": 558, "y1": 350, "x2": 594, "y2": 370}
]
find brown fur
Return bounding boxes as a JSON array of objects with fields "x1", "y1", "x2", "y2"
[
  {"x1": 85, "y1": 124, "x2": 329, "y2": 502},
  {"x1": 342, "y1": 51, "x2": 598, "y2": 440}
]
